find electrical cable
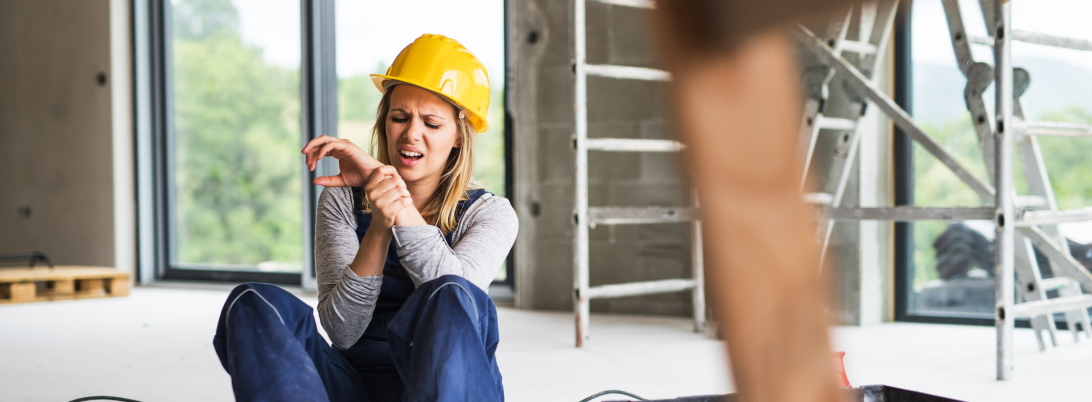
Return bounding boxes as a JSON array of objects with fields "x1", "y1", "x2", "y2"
[
  {"x1": 578, "y1": 389, "x2": 648, "y2": 402},
  {"x1": 68, "y1": 397, "x2": 142, "y2": 402}
]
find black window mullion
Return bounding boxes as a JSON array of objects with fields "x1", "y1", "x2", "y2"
[{"x1": 300, "y1": 0, "x2": 339, "y2": 291}]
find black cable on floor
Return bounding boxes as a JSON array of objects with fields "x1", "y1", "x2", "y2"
[
  {"x1": 579, "y1": 389, "x2": 648, "y2": 402},
  {"x1": 68, "y1": 397, "x2": 142, "y2": 402}
]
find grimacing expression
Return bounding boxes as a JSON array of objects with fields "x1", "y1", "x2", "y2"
[{"x1": 385, "y1": 85, "x2": 461, "y2": 185}]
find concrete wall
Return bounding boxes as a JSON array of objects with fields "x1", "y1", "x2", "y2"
[
  {"x1": 511, "y1": 1, "x2": 697, "y2": 315},
  {"x1": 0, "y1": 0, "x2": 116, "y2": 268}
]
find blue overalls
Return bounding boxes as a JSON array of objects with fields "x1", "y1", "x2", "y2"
[{"x1": 213, "y1": 189, "x2": 504, "y2": 402}]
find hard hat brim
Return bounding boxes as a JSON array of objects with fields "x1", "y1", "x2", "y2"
[{"x1": 370, "y1": 74, "x2": 490, "y2": 133}]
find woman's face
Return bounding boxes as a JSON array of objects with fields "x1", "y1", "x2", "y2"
[{"x1": 385, "y1": 85, "x2": 461, "y2": 185}]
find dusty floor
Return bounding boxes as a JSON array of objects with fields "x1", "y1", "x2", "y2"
[{"x1": 1, "y1": 284, "x2": 1090, "y2": 401}]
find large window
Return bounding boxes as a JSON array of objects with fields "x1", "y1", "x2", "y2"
[
  {"x1": 900, "y1": 0, "x2": 1092, "y2": 321},
  {"x1": 165, "y1": 0, "x2": 304, "y2": 279},
  {"x1": 334, "y1": 0, "x2": 510, "y2": 282}
]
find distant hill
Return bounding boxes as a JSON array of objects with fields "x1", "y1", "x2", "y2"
[{"x1": 911, "y1": 57, "x2": 1092, "y2": 126}]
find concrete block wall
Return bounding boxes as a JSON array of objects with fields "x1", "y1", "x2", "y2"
[
  {"x1": 511, "y1": 0, "x2": 697, "y2": 315},
  {"x1": 0, "y1": 0, "x2": 117, "y2": 268}
]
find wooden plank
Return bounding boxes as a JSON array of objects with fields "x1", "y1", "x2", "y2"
[
  {"x1": 76, "y1": 279, "x2": 105, "y2": 296},
  {"x1": 9, "y1": 282, "x2": 36, "y2": 302},
  {"x1": 51, "y1": 279, "x2": 75, "y2": 295},
  {"x1": 106, "y1": 278, "x2": 130, "y2": 297}
]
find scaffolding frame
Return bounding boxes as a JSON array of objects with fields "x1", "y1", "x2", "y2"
[
  {"x1": 798, "y1": 0, "x2": 1092, "y2": 380},
  {"x1": 572, "y1": 0, "x2": 706, "y2": 347}
]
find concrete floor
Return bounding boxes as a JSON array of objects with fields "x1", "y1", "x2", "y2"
[{"x1": 1, "y1": 285, "x2": 1090, "y2": 402}]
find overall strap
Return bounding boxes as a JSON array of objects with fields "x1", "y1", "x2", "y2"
[{"x1": 446, "y1": 188, "x2": 490, "y2": 245}]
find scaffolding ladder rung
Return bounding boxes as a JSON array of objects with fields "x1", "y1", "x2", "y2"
[
  {"x1": 1011, "y1": 294, "x2": 1092, "y2": 318},
  {"x1": 969, "y1": 30, "x2": 1092, "y2": 51},
  {"x1": 585, "y1": 279, "x2": 696, "y2": 299},
  {"x1": 590, "y1": 0, "x2": 654, "y2": 9},
  {"x1": 1017, "y1": 207, "x2": 1092, "y2": 226},
  {"x1": 585, "y1": 138, "x2": 684, "y2": 152},
  {"x1": 1023, "y1": 121, "x2": 1092, "y2": 137},
  {"x1": 584, "y1": 64, "x2": 671, "y2": 81},
  {"x1": 817, "y1": 116, "x2": 858, "y2": 131},
  {"x1": 803, "y1": 192, "x2": 834, "y2": 206},
  {"x1": 1040, "y1": 277, "x2": 1080, "y2": 293},
  {"x1": 1016, "y1": 195, "x2": 1049, "y2": 209},
  {"x1": 827, "y1": 206, "x2": 995, "y2": 221},
  {"x1": 588, "y1": 207, "x2": 695, "y2": 225},
  {"x1": 839, "y1": 40, "x2": 878, "y2": 54}
]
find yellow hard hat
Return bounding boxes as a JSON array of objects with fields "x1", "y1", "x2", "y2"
[{"x1": 371, "y1": 34, "x2": 491, "y2": 133}]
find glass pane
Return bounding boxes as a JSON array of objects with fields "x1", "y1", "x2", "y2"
[
  {"x1": 908, "y1": 0, "x2": 1092, "y2": 317},
  {"x1": 335, "y1": 0, "x2": 508, "y2": 281},
  {"x1": 168, "y1": 0, "x2": 303, "y2": 273}
]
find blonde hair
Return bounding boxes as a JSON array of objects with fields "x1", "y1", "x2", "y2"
[{"x1": 365, "y1": 88, "x2": 481, "y2": 234}]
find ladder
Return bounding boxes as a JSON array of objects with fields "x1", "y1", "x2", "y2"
[
  {"x1": 572, "y1": 0, "x2": 705, "y2": 347},
  {"x1": 942, "y1": 0, "x2": 1092, "y2": 352},
  {"x1": 797, "y1": 1, "x2": 900, "y2": 263}
]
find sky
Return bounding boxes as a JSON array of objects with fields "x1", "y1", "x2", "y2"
[
  {"x1": 226, "y1": 0, "x2": 505, "y2": 86},
  {"x1": 912, "y1": 0, "x2": 1092, "y2": 69}
]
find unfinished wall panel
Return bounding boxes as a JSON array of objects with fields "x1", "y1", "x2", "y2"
[{"x1": 0, "y1": 0, "x2": 115, "y2": 267}]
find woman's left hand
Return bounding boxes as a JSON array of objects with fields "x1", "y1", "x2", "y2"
[
  {"x1": 365, "y1": 166, "x2": 414, "y2": 229},
  {"x1": 301, "y1": 135, "x2": 383, "y2": 187}
]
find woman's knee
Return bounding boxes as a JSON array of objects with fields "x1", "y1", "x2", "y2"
[
  {"x1": 417, "y1": 275, "x2": 493, "y2": 315},
  {"x1": 221, "y1": 283, "x2": 307, "y2": 322},
  {"x1": 418, "y1": 274, "x2": 475, "y2": 293}
]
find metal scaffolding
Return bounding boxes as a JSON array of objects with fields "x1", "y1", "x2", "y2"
[
  {"x1": 798, "y1": 0, "x2": 1092, "y2": 380},
  {"x1": 571, "y1": 0, "x2": 706, "y2": 347}
]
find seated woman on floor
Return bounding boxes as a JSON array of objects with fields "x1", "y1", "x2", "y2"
[{"x1": 212, "y1": 34, "x2": 517, "y2": 402}]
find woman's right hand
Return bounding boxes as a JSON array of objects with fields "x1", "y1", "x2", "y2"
[
  {"x1": 301, "y1": 135, "x2": 384, "y2": 187},
  {"x1": 364, "y1": 166, "x2": 413, "y2": 229}
]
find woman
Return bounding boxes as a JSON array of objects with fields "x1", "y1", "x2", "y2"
[{"x1": 212, "y1": 34, "x2": 517, "y2": 402}]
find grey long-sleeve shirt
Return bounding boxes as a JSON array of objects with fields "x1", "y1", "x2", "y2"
[{"x1": 314, "y1": 186, "x2": 518, "y2": 350}]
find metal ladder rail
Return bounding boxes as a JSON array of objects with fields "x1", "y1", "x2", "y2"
[
  {"x1": 799, "y1": 7, "x2": 854, "y2": 189},
  {"x1": 573, "y1": 0, "x2": 706, "y2": 347},
  {"x1": 983, "y1": 0, "x2": 1092, "y2": 379}
]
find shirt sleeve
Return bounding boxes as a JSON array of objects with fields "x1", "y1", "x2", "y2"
[
  {"x1": 314, "y1": 186, "x2": 384, "y2": 350},
  {"x1": 391, "y1": 194, "x2": 519, "y2": 291}
]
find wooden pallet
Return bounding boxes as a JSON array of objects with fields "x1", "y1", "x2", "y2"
[{"x1": 0, "y1": 266, "x2": 130, "y2": 304}]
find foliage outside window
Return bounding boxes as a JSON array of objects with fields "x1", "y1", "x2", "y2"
[{"x1": 170, "y1": 0, "x2": 303, "y2": 272}]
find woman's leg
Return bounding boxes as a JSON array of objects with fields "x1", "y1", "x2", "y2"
[
  {"x1": 387, "y1": 275, "x2": 504, "y2": 402},
  {"x1": 213, "y1": 282, "x2": 368, "y2": 402}
]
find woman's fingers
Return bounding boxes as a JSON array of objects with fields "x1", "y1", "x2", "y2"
[
  {"x1": 365, "y1": 167, "x2": 410, "y2": 197},
  {"x1": 303, "y1": 137, "x2": 368, "y2": 172},
  {"x1": 301, "y1": 135, "x2": 336, "y2": 156},
  {"x1": 365, "y1": 165, "x2": 399, "y2": 187},
  {"x1": 366, "y1": 177, "x2": 410, "y2": 207},
  {"x1": 371, "y1": 189, "x2": 412, "y2": 226},
  {"x1": 302, "y1": 135, "x2": 336, "y2": 167},
  {"x1": 313, "y1": 175, "x2": 347, "y2": 187}
]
